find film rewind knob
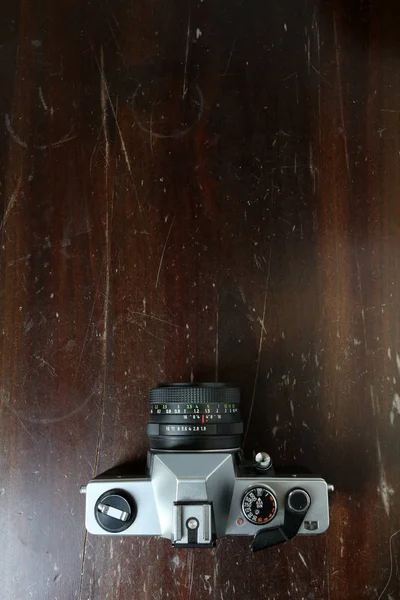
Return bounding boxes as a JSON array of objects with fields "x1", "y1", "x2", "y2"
[{"x1": 94, "y1": 489, "x2": 136, "y2": 533}]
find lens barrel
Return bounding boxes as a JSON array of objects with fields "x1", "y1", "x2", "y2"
[{"x1": 146, "y1": 383, "x2": 243, "y2": 451}]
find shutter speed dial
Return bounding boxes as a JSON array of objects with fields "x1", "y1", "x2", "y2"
[{"x1": 241, "y1": 486, "x2": 277, "y2": 525}]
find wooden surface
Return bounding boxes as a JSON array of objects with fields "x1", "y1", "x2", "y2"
[{"x1": 1, "y1": 1, "x2": 400, "y2": 598}]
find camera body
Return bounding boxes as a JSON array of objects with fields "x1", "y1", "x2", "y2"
[{"x1": 82, "y1": 384, "x2": 332, "y2": 552}]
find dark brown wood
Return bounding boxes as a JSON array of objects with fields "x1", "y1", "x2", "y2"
[{"x1": 1, "y1": 1, "x2": 400, "y2": 598}]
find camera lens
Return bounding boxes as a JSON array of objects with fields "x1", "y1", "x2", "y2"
[{"x1": 146, "y1": 383, "x2": 243, "y2": 451}]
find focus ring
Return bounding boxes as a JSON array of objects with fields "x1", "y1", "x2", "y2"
[{"x1": 150, "y1": 384, "x2": 240, "y2": 404}]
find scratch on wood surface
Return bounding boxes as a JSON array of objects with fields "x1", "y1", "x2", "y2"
[
  {"x1": 38, "y1": 86, "x2": 49, "y2": 111},
  {"x1": 182, "y1": 8, "x2": 191, "y2": 98},
  {"x1": 116, "y1": 563, "x2": 121, "y2": 593},
  {"x1": 155, "y1": 216, "x2": 175, "y2": 288},
  {"x1": 34, "y1": 354, "x2": 57, "y2": 377},
  {"x1": 0, "y1": 175, "x2": 22, "y2": 231},
  {"x1": 370, "y1": 385, "x2": 380, "y2": 416},
  {"x1": 355, "y1": 251, "x2": 368, "y2": 351},
  {"x1": 74, "y1": 257, "x2": 105, "y2": 380},
  {"x1": 376, "y1": 529, "x2": 400, "y2": 600},
  {"x1": 5, "y1": 114, "x2": 27, "y2": 148},
  {"x1": 89, "y1": 123, "x2": 104, "y2": 174},
  {"x1": 128, "y1": 317, "x2": 166, "y2": 343},
  {"x1": 101, "y1": 45, "x2": 112, "y2": 353},
  {"x1": 149, "y1": 105, "x2": 154, "y2": 156},
  {"x1": 142, "y1": 297, "x2": 147, "y2": 327},
  {"x1": 37, "y1": 129, "x2": 77, "y2": 149},
  {"x1": 390, "y1": 393, "x2": 400, "y2": 426},
  {"x1": 6, "y1": 113, "x2": 76, "y2": 150},
  {"x1": 77, "y1": 530, "x2": 88, "y2": 600},
  {"x1": 314, "y1": 6, "x2": 321, "y2": 63},
  {"x1": 326, "y1": 551, "x2": 331, "y2": 600},
  {"x1": 333, "y1": 13, "x2": 350, "y2": 179},
  {"x1": 381, "y1": 108, "x2": 400, "y2": 114},
  {"x1": 298, "y1": 551, "x2": 309, "y2": 570},
  {"x1": 376, "y1": 437, "x2": 394, "y2": 517},
  {"x1": 100, "y1": 46, "x2": 110, "y2": 184},
  {"x1": 317, "y1": 69, "x2": 322, "y2": 145},
  {"x1": 243, "y1": 246, "x2": 272, "y2": 445},
  {"x1": 185, "y1": 552, "x2": 195, "y2": 597},
  {"x1": 309, "y1": 143, "x2": 317, "y2": 192},
  {"x1": 127, "y1": 310, "x2": 180, "y2": 329},
  {"x1": 132, "y1": 84, "x2": 204, "y2": 139},
  {"x1": 222, "y1": 39, "x2": 236, "y2": 77},
  {"x1": 93, "y1": 44, "x2": 142, "y2": 213},
  {"x1": 107, "y1": 17, "x2": 128, "y2": 72},
  {"x1": 257, "y1": 316, "x2": 267, "y2": 336},
  {"x1": 102, "y1": 201, "x2": 111, "y2": 349},
  {"x1": 2, "y1": 401, "x2": 37, "y2": 444},
  {"x1": 93, "y1": 42, "x2": 114, "y2": 498},
  {"x1": 311, "y1": 7, "x2": 323, "y2": 145},
  {"x1": 16, "y1": 386, "x2": 98, "y2": 425},
  {"x1": 270, "y1": 164, "x2": 319, "y2": 203}
]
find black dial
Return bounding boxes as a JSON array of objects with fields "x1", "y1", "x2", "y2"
[
  {"x1": 242, "y1": 486, "x2": 277, "y2": 525},
  {"x1": 94, "y1": 489, "x2": 136, "y2": 533}
]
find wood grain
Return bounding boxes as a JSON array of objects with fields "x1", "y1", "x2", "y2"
[{"x1": 0, "y1": 1, "x2": 399, "y2": 598}]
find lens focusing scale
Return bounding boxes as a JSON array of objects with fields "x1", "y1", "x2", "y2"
[{"x1": 147, "y1": 383, "x2": 243, "y2": 451}]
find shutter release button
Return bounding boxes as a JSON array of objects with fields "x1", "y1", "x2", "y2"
[{"x1": 287, "y1": 489, "x2": 311, "y2": 513}]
